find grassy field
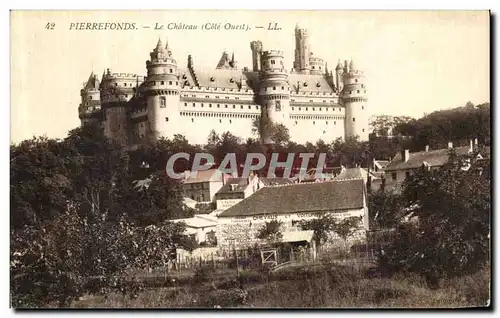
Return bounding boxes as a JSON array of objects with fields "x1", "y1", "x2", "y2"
[{"x1": 71, "y1": 263, "x2": 490, "y2": 308}]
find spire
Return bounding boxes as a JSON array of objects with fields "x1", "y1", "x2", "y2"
[
  {"x1": 231, "y1": 52, "x2": 235, "y2": 63},
  {"x1": 84, "y1": 71, "x2": 99, "y2": 89},
  {"x1": 349, "y1": 58, "x2": 356, "y2": 71},
  {"x1": 155, "y1": 37, "x2": 165, "y2": 52},
  {"x1": 295, "y1": 22, "x2": 300, "y2": 30},
  {"x1": 335, "y1": 59, "x2": 343, "y2": 70},
  {"x1": 325, "y1": 62, "x2": 329, "y2": 75}
]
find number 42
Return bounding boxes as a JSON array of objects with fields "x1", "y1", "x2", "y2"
[{"x1": 45, "y1": 22, "x2": 55, "y2": 30}]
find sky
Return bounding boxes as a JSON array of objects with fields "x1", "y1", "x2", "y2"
[{"x1": 10, "y1": 10, "x2": 490, "y2": 143}]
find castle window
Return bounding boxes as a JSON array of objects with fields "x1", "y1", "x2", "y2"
[
  {"x1": 170, "y1": 69, "x2": 173, "y2": 73},
  {"x1": 240, "y1": 105, "x2": 243, "y2": 109},
  {"x1": 193, "y1": 103, "x2": 195, "y2": 107},
  {"x1": 210, "y1": 77, "x2": 215, "y2": 82},
  {"x1": 160, "y1": 97, "x2": 166, "y2": 108},
  {"x1": 292, "y1": 107, "x2": 294, "y2": 110},
  {"x1": 312, "y1": 66, "x2": 315, "y2": 69},
  {"x1": 165, "y1": 117, "x2": 169, "y2": 122},
  {"x1": 255, "y1": 106, "x2": 258, "y2": 109},
  {"x1": 206, "y1": 95, "x2": 209, "y2": 98},
  {"x1": 306, "y1": 107, "x2": 308, "y2": 111},
  {"x1": 229, "y1": 120, "x2": 232, "y2": 123},
  {"x1": 281, "y1": 86, "x2": 284, "y2": 90},
  {"x1": 230, "y1": 78, "x2": 234, "y2": 83},
  {"x1": 299, "y1": 107, "x2": 301, "y2": 111},
  {"x1": 313, "y1": 121, "x2": 315, "y2": 125},
  {"x1": 271, "y1": 60, "x2": 275, "y2": 65},
  {"x1": 303, "y1": 82, "x2": 308, "y2": 87},
  {"x1": 312, "y1": 108, "x2": 315, "y2": 111},
  {"x1": 309, "y1": 100, "x2": 313, "y2": 102},
  {"x1": 355, "y1": 79, "x2": 358, "y2": 83},
  {"x1": 191, "y1": 118, "x2": 194, "y2": 122},
  {"x1": 216, "y1": 96, "x2": 220, "y2": 99},
  {"x1": 184, "y1": 103, "x2": 187, "y2": 106},
  {"x1": 362, "y1": 106, "x2": 364, "y2": 110},
  {"x1": 364, "y1": 90, "x2": 367, "y2": 93},
  {"x1": 326, "y1": 121, "x2": 328, "y2": 125},
  {"x1": 334, "y1": 121, "x2": 336, "y2": 125},
  {"x1": 233, "y1": 105, "x2": 235, "y2": 109},
  {"x1": 115, "y1": 83, "x2": 118, "y2": 86},
  {"x1": 295, "y1": 121, "x2": 298, "y2": 124},
  {"x1": 209, "y1": 104, "x2": 212, "y2": 108},
  {"x1": 248, "y1": 106, "x2": 251, "y2": 109},
  {"x1": 225, "y1": 96, "x2": 229, "y2": 99},
  {"x1": 357, "y1": 90, "x2": 360, "y2": 93},
  {"x1": 273, "y1": 86, "x2": 276, "y2": 90},
  {"x1": 319, "y1": 108, "x2": 322, "y2": 111},
  {"x1": 125, "y1": 94, "x2": 128, "y2": 98},
  {"x1": 350, "y1": 91, "x2": 352, "y2": 94},
  {"x1": 161, "y1": 81, "x2": 165, "y2": 85},
  {"x1": 176, "y1": 81, "x2": 178, "y2": 85},
  {"x1": 353, "y1": 118, "x2": 356, "y2": 122},
  {"x1": 169, "y1": 81, "x2": 173, "y2": 85},
  {"x1": 217, "y1": 104, "x2": 220, "y2": 108},
  {"x1": 361, "y1": 84, "x2": 364, "y2": 88},
  {"x1": 219, "y1": 119, "x2": 222, "y2": 123},
  {"x1": 362, "y1": 129, "x2": 365, "y2": 132},
  {"x1": 225, "y1": 105, "x2": 228, "y2": 108},
  {"x1": 201, "y1": 103, "x2": 204, "y2": 107}
]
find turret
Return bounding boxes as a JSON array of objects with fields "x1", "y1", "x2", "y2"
[
  {"x1": 258, "y1": 50, "x2": 290, "y2": 143},
  {"x1": 308, "y1": 52, "x2": 324, "y2": 75},
  {"x1": 293, "y1": 25, "x2": 310, "y2": 74},
  {"x1": 335, "y1": 60, "x2": 343, "y2": 93},
  {"x1": 78, "y1": 72, "x2": 102, "y2": 126},
  {"x1": 144, "y1": 38, "x2": 180, "y2": 142},
  {"x1": 341, "y1": 59, "x2": 369, "y2": 141},
  {"x1": 250, "y1": 41, "x2": 263, "y2": 72},
  {"x1": 100, "y1": 68, "x2": 139, "y2": 145}
]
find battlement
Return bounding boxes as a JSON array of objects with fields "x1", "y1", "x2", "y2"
[{"x1": 262, "y1": 50, "x2": 284, "y2": 57}]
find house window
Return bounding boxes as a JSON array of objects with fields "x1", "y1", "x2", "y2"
[
  {"x1": 160, "y1": 97, "x2": 166, "y2": 108},
  {"x1": 405, "y1": 171, "x2": 410, "y2": 179},
  {"x1": 391, "y1": 172, "x2": 397, "y2": 181}
]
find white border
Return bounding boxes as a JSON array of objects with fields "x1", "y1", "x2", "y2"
[{"x1": 3, "y1": 1, "x2": 498, "y2": 317}]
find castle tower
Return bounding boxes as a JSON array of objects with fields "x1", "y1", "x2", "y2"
[
  {"x1": 144, "y1": 38, "x2": 180, "y2": 141},
  {"x1": 293, "y1": 24, "x2": 310, "y2": 74},
  {"x1": 100, "y1": 68, "x2": 137, "y2": 145},
  {"x1": 258, "y1": 50, "x2": 290, "y2": 143},
  {"x1": 308, "y1": 52, "x2": 324, "y2": 75},
  {"x1": 335, "y1": 60, "x2": 343, "y2": 93},
  {"x1": 78, "y1": 72, "x2": 102, "y2": 126},
  {"x1": 342, "y1": 59, "x2": 369, "y2": 141},
  {"x1": 250, "y1": 41, "x2": 263, "y2": 72}
]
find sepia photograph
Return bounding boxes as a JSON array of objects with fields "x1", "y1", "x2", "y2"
[{"x1": 9, "y1": 9, "x2": 491, "y2": 309}]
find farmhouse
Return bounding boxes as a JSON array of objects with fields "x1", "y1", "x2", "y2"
[{"x1": 216, "y1": 179, "x2": 369, "y2": 250}]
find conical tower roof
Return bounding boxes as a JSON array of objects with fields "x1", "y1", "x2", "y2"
[{"x1": 84, "y1": 72, "x2": 99, "y2": 89}]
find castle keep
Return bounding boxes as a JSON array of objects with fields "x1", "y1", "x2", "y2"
[{"x1": 78, "y1": 25, "x2": 369, "y2": 146}]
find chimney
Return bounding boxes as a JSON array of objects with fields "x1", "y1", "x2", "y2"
[
  {"x1": 448, "y1": 142, "x2": 453, "y2": 149},
  {"x1": 470, "y1": 139, "x2": 474, "y2": 152},
  {"x1": 402, "y1": 149, "x2": 410, "y2": 163},
  {"x1": 425, "y1": 145, "x2": 429, "y2": 152},
  {"x1": 474, "y1": 138, "x2": 478, "y2": 146}
]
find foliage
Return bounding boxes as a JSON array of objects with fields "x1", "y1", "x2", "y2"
[
  {"x1": 299, "y1": 214, "x2": 336, "y2": 247},
  {"x1": 368, "y1": 190, "x2": 404, "y2": 229},
  {"x1": 378, "y1": 151, "x2": 491, "y2": 286},
  {"x1": 252, "y1": 117, "x2": 290, "y2": 146},
  {"x1": 256, "y1": 220, "x2": 283, "y2": 244}
]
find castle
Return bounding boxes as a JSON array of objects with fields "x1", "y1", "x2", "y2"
[{"x1": 78, "y1": 25, "x2": 369, "y2": 146}]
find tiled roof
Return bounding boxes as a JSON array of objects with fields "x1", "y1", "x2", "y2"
[
  {"x1": 334, "y1": 167, "x2": 377, "y2": 181},
  {"x1": 84, "y1": 72, "x2": 99, "y2": 90},
  {"x1": 219, "y1": 179, "x2": 365, "y2": 217},
  {"x1": 288, "y1": 73, "x2": 336, "y2": 94},
  {"x1": 373, "y1": 160, "x2": 390, "y2": 170},
  {"x1": 385, "y1": 146, "x2": 471, "y2": 171},
  {"x1": 216, "y1": 178, "x2": 249, "y2": 195},
  {"x1": 171, "y1": 214, "x2": 218, "y2": 228},
  {"x1": 259, "y1": 177, "x2": 294, "y2": 186},
  {"x1": 183, "y1": 169, "x2": 222, "y2": 184}
]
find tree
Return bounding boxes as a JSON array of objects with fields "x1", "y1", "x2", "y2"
[
  {"x1": 251, "y1": 117, "x2": 290, "y2": 146},
  {"x1": 331, "y1": 216, "x2": 363, "y2": 253},
  {"x1": 368, "y1": 189, "x2": 404, "y2": 229},
  {"x1": 379, "y1": 150, "x2": 491, "y2": 287},
  {"x1": 256, "y1": 220, "x2": 283, "y2": 245},
  {"x1": 299, "y1": 214, "x2": 336, "y2": 247}
]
